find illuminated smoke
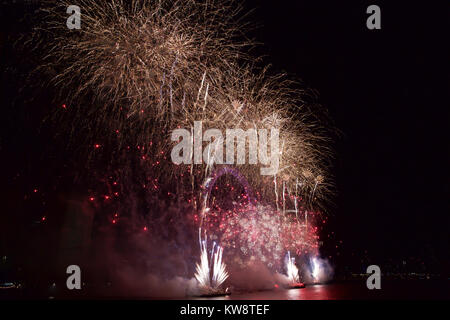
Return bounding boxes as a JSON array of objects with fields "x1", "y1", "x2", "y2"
[
  {"x1": 311, "y1": 257, "x2": 321, "y2": 283},
  {"x1": 285, "y1": 251, "x2": 299, "y2": 284},
  {"x1": 308, "y1": 256, "x2": 333, "y2": 284}
]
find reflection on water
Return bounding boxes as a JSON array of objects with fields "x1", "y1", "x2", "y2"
[
  {"x1": 193, "y1": 281, "x2": 449, "y2": 300},
  {"x1": 286, "y1": 284, "x2": 331, "y2": 300},
  {"x1": 203, "y1": 284, "x2": 337, "y2": 300}
]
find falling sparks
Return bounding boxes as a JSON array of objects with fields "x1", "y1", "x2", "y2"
[
  {"x1": 27, "y1": 0, "x2": 335, "y2": 214},
  {"x1": 201, "y1": 203, "x2": 320, "y2": 270},
  {"x1": 21, "y1": 0, "x2": 337, "y2": 291}
]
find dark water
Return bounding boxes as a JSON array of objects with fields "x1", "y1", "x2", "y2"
[
  {"x1": 194, "y1": 281, "x2": 449, "y2": 300},
  {"x1": 1, "y1": 280, "x2": 448, "y2": 300}
]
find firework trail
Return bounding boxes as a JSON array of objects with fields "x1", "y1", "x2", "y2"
[
  {"x1": 211, "y1": 246, "x2": 228, "y2": 289},
  {"x1": 195, "y1": 238, "x2": 210, "y2": 288}
]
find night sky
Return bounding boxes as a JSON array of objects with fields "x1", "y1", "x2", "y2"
[
  {"x1": 243, "y1": 0, "x2": 449, "y2": 267},
  {"x1": 1, "y1": 0, "x2": 448, "y2": 278}
]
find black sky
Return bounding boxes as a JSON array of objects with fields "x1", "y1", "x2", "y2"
[{"x1": 243, "y1": 0, "x2": 449, "y2": 262}]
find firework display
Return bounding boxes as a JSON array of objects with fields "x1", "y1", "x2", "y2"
[
  {"x1": 2, "y1": 0, "x2": 448, "y2": 308},
  {"x1": 286, "y1": 251, "x2": 299, "y2": 284},
  {"x1": 194, "y1": 229, "x2": 230, "y2": 296},
  {"x1": 18, "y1": 0, "x2": 336, "y2": 294},
  {"x1": 311, "y1": 257, "x2": 321, "y2": 283}
]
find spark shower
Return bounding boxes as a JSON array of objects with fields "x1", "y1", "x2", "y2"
[{"x1": 20, "y1": 0, "x2": 336, "y2": 295}]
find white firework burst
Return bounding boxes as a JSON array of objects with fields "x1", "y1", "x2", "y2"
[
  {"x1": 195, "y1": 229, "x2": 229, "y2": 292},
  {"x1": 286, "y1": 251, "x2": 299, "y2": 284}
]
